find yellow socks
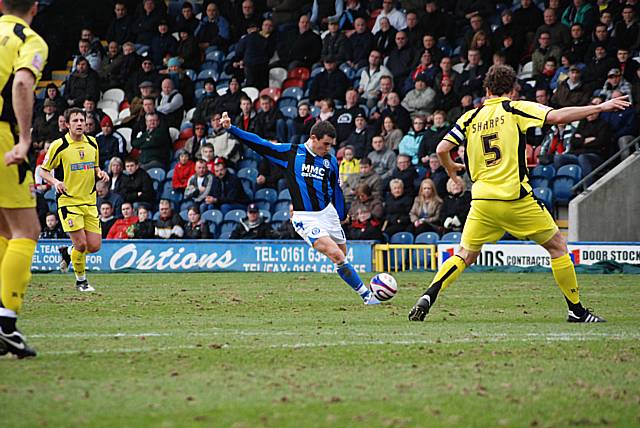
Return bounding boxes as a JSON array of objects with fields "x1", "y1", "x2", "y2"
[
  {"x1": 71, "y1": 247, "x2": 86, "y2": 281},
  {"x1": 0, "y1": 238, "x2": 36, "y2": 314},
  {"x1": 551, "y1": 253, "x2": 580, "y2": 304},
  {"x1": 0, "y1": 235, "x2": 8, "y2": 263},
  {"x1": 431, "y1": 255, "x2": 466, "y2": 291}
]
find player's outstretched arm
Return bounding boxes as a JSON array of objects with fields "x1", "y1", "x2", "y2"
[
  {"x1": 436, "y1": 140, "x2": 465, "y2": 186},
  {"x1": 546, "y1": 95, "x2": 631, "y2": 125},
  {"x1": 39, "y1": 168, "x2": 67, "y2": 194},
  {"x1": 5, "y1": 70, "x2": 36, "y2": 166},
  {"x1": 220, "y1": 112, "x2": 290, "y2": 167}
]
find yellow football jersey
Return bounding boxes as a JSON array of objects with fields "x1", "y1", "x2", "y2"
[
  {"x1": 444, "y1": 97, "x2": 552, "y2": 201},
  {"x1": 0, "y1": 14, "x2": 48, "y2": 127},
  {"x1": 41, "y1": 133, "x2": 100, "y2": 207}
]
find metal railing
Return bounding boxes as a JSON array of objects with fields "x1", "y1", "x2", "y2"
[
  {"x1": 373, "y1": 244, "x2": 438, "y2": 272},
  {"x1": 572, "y1": 135, "x2": 640, "y2": 193}
]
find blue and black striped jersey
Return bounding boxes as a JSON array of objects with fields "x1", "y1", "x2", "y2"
[{"x1": 226, "y1": 125, "x2": 346, "y2": 220}]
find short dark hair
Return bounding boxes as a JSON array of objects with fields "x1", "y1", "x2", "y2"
[
  {"x1": 3, "y1": 0, "x2": 36, "y2": 14},
  {"x1": 64, "y1": 107, "x2": 86, "y2": 123},
  {"x1": 310, "y1": 120, "x2": 336, "y2": 140},
  {"x1": 124, "y1": 156, "x2": 139, "y2": 165},
  {"x1": 360, "y1": 157, "x2": 372, "y2": 166},
  {"x1": 483, "y1": 64, "x2": 516, "y2": 96},
  {"x1": 100, "y1": 201, "x2": 113, "y2": 208}
]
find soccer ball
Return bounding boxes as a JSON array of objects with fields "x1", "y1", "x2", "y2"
[{"x1": 369, "y1": 273, "x2": 398, "y2": 301}]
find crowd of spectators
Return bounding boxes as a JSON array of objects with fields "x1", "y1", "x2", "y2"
[{"x1": 31, "y1": 0, "x2": 639, "y2": 242}]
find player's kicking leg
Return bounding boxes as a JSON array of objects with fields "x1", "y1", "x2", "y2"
[
  {"x1": 0, "y1": 208, "x2": 40, "y2": 358},
  {"x1": 409, "y1": 247, "x2": 477, "y2": 321},
  {"x1": 313, "y1": 237, "x2": 380, "y2": 305},
  {"x1": 541, "y1": 232, "x2": 605, "y2": 323}
]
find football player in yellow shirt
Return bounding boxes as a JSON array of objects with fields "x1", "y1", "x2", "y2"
[
  {"x1": 0, "y1": 0, "x2": 48, "y2": 359},
  {"x1": 409, "y1": 64, "x2": 630, "y2": 323},
  {"x1": 39, "y1": 108, "x2": 109, "y2": 292}
]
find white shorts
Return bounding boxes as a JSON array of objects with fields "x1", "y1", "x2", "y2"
[{"x1": 291, "y1": 204, "x2": 347, "y2": 246}]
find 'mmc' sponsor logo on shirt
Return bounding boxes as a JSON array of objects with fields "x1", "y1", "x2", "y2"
[
  {"x1": 70, "y1": 161, "x2": 95, "y2": 172},
  {"x1": 301, "y1": 163, "x2": 326, "y2": 180}
]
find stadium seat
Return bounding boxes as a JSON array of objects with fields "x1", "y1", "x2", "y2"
[
  {"x1": 274, "y1": 200, "x2": 290, "y2": 213},
  {"x1": 530, "y1": 177, "x2": 549, "y2": 189},
  {"x1": 533, "y1": 187, "x2": 553, "y2": 212},
  {"x1": 242, "y1": 86, "x2": 260, "y2": 102},
  {"x1": 152, "y1": 180, "x2": 160, "y2": 192},
  {"x1": 310, "y1": 106, "x2": 320, "y2": 117},
  {"x1": 440, "y1": 232, "x2": 461, "y2": 242},
  {"x1": 169, "y1": 127, "x2": 180, "y2": 142},
  {"x1": 277, "y1": 97, "x2": 298, "y2": 108},
  {"x1": 220, "y1": 221, "x2": 237, "y2": 236},
  {"x1": 202, "y1": 209, "x2": 223, "y2": 225},
  {"x1": 184, "y1": 69, "x2": 196, "y2": 81},
  {"x1": 278, "y1": 189, "x2": 291, "y2": 201},
  {"x1": 259, "y1": 87, "x2": 282, "y2": 102},
  {"x1": 280, "y1": 105, "x2": 297, "y2": 119},
  {"x1": 415, "y1": 232, "x2": 439, "y2": 244},
  {"x1": 260, "y1": 209, "x2": 271, "y2": 222},
  {"x1": 179, "y1": 210, "x2": 189, "y2": 222},
  {"x1": 161, "y1": 189, "x2": 183, "y2": 203},
  {"x1": 389, "y1": 232, "x2": 414, "y2": 244},
  {"x1": 238, "y1": 159, "x2": 257, "y2": 170},
  {"x1": 287, "y1": 67, "x2": 310, "y2": 81},
  {"x1": 102, "y1": 88, "x2": 125, "y2": 104},
  {"x1": 237, "y1": 167, "x2": 259, "y2": 181},
  {"x1": 185, "y1": 107, "x2": 196, "y2": 121},
  {"x1": 339, "y1": 63, "x2": 355, "y2": 80},
  {"x1": 166, "y1": 169, "x2": 174, "y2": 180},
  {"x1": 254, "y1": 187, "x2": 278, "y2": 203},
  {"x1": 281, "y1": 86, "x2": 304, "y2": 101},
  {"x1": 102, "y1": 107, "x2": 118, "y2": 122},
  {"x1": 208, "y1": 222, "x2": 219, "y2": 238},
  {"x1": 147, "y1": 167, "x2": 166, "y2": 182},
  {"x1": 530, "y1": 164, "x2": 555, "y2": 180},
  {"x1": 97, "y1": 99, "x2": 118, "y2": 111},
  {"x1": 204, "y1": 49, "x2": 225, "y2": 63},
  {"x1": 518, "y1": 61, "x2": 533, "y2": 80},
  {"x1": 224, "y1": 209, "x2": 246, "y2": 223},
  {"x1": 282, "y1": 78, "x2": 304, "y2": 89},
  {"x1": 552, "y1": 177, "x2": 574, "y2": 205},
  {"x1": 556, "y1": 164, "x2": 582, "y2": 182},
  {"x1": 272, "y1": 210, "x2": 290, "y2": 223},
  {"x1": 241, "y1": 178, "x2": 254, "y2": 199},
  {"x1": 310, "y1": 66, "x2": 324, "y2": 79},
  {"x1": 271, "y1": 220, "x2": 283, "y2": 230},
  {"x1": 254, "y1": 200, "x2": 271, "y2": 212},
  {"x1": 118, "y1": 108, "x2": 131, "y2": 121},
  {"x1": 196, "y1": 69, "x2": 218, "y2": 82},
  {"x1": 269, "y1": 67, "x2": 288, "y2": 86}
]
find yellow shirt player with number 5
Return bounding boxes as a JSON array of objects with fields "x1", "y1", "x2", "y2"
[
  {"x1": 0, "y1": 0, "x2": 48, "y2": 359},
  {"x1": 40, "y1": 108, "x2": 110, "y2": 293},
  {"x1": 409, "y1": 64, "x2": 631, "y2": 324}
]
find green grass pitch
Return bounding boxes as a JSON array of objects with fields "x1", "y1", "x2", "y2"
[{"x1": 2, "y1": 272, "x2": 639, "y2": 428}]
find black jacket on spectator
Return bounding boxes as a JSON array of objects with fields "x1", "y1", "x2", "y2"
[
  {"x1": 582, "y1": 55, "x2": 617, "y2": 90},
  {"x1": 64, "y1": 69, "x2": 100, "y2": 107},
  {"x1": 425, "y1": 165, "x2": 448, "y2": 198},
  {"x1": 39, "y1": 224, "x2": 66, "y2": 239},
  {"x1": 386, "y1": 46, "x2": 417, "y2": 91},
  {"x1": 192, "y1": 94, "x2": 219, "y2": 124},
  {"x1": 273, "y1": 220, "x2": 299, "y2": 239},
  {"x1": 184, "y1": 221, "x2": 212, "y2": 239},
  {"x1": 233, "y1": 110, "x2": 257, "y2": 133},
  {"x1": 32, "y1": 114, "x2": 59, "y2": 144},
  {"x1": 512, "y1": 3, "x2": 543, "y2": 38},
  {"x1": 347, "y1": 217, "x2": 384, "y2": 241},
  {"x1": 373, "y1": 26, "x2": 396, "y2": 56},
  {"x1": 348, "y1": 30, "x2": 374, "y2": 68},
  {"x1": 131, "y1": 220, "x2": 156, "y2": 238},
  {"x1": 387, "y1": 167, "x2": 418, "y2": 197},
  {"x1": 378, "y1": 105, "x2": 411, "y2": 134},
  {"x1": 97, "y1": 132, "x2": 127, "y2": 166},
  {"x1": 309, "y1": 69, "x2": 350, "y2": 103},
  {"x1": 383, "y1": 192, "x2": 413, "y2": 236},
  {"x1": 613, "y1": 20, "x2": 640, "y2": 51},
  {"x1": 120, "y1": 168, "x2": 156, "y2": 205},
  {"x1": 279, "y1": 29, "x2": 322, "y2": 68},
  {"x1": 321, "y1": 32, "x2": 351, "y2": 63},
  {"x1": 215, "y1": 89, "x2": 243, "y2": 119},
  {"x1": 174, "y1": 14, "x2": 199, "y2": 35},
  {"x1": 100, "y1": 217, "x2": 117, "y2": 238},
  {"x1": 97, "y1": 192, "x2": 124, "y2": 220},
  {"x1": 419, "y1": 125, "x2": 449, "y2": 161},
  {"x1": 127, "y1": 69, "x2": 161, "y2": 101},
  {"x1": 257, "y1": 158, "x2": 285, "y2": 190},
  {"x1": 254, "y1": 108, "x2": 285, "y2": 141},
  {"x1": 334, "y1": 105, "x2": 366, "y2": 144},
  {"x1": 176, "y1": 34, "x2": 200, "y2": 71},
  {"x1": 440, "y1": 191, "x2": 471, "y2": 231},
  {"x1": 341, "y1": 128, "x2": 370, "y2": 159},
  {"x1": 419, "y1": 8, "x2": 454, "y2": 42},
  {"x1": 133, "y1": 8, "x2": 165, "y2": 46},
  {"x1": 230, "y1": 216, "x2": 274, "y2": 239},
  {"x1": 106, "y1": 14, "x2": 135, "y2": 45},
  {"x1": 570, "y1": 118, "x2": 612, "y2": 156},
  {"x1": 209, "y1": 173, "x2": 250, "y2": 206},
  {"x1": 237, "y1": 30, "x2": 276, "y2": 67},
  {"x1": 150, "y1": 32, "x2": 178, "y2": 66}
]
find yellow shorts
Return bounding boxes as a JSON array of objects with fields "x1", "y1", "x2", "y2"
[
  {"x1": 461, "y1": 194, "x2": 558, "y2": 252},
  {"x1": 58, "y1": 204, "x2": 101, "y2": 234},
  {"x1": 0, "y1": 123, "x2": 36, "y2": 209}
]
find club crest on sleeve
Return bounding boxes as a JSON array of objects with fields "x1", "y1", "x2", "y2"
[
  {"x1": 67, "y1": 219, "x2": 74, "y2": 227},
  {"x1": 323, "y1": 159, "x2": 330, "y2": 168},
  {"x1": 79, "y1": 150, "x2": 85, "y2": 159},
  {"x1": 311, "y1": 227, "x2": 321, "y2": 236}
]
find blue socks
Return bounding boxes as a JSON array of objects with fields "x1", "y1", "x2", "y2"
[{"x1": 337, "y1": 261, "x2": 370, "y2": 298}]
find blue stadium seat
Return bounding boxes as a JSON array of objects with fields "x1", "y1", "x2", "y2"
[
  {"x1": 200, "y1": 60, "x2": 218, "y2": 71},
  {"x1": 260, "y1": 209, "x2": 271, "y2": 222},
  {"x1": 274, "y1": 200, "x2": 290, "y2": 213},
  {"x1": 195, "y1": 88, "x2": 206, "y2": 101},
  {"x1": 310, "y1": 66, "x2": 324, "y2": 79},
  {"x1": 219, "y1": 231, "x2": 233, "y2": 239},
  {"x1": 533, "y1": 187, "x2": 553, "y2": 212},
  {"x1": 224, "y1": 209, "x2": 246, "y2": 223},
  {"x1": 339, "y1": 63, "x2": 355, "y2": 80},
  {"x1": 202, "y1": 209, "x2": 223, "y2": 225},
  {"x1": 271, "y1": 220, "x2": 283, "y2": 230},
  {"x1": 415, "y1": 232, "x2": 439, "y2": 244},
  {"x1": 237, "y1": 167, "x2": 259, "y2": 181},
  {"x1": 208, "y1": 222, "x2": 219, "y2": 238},
  {"x1": 280, "y1": 106, "x2": 297, "y2": 119},
  {"x1": 162, "y1": 180, "x2": 174, "y2": 194},
  {"x1": 166, "y1": 169, "x2": 175, "y2": 180},
  {"x1": 147, "y1": 167, "x2": 166, "y2": 182},
  {"x1": 44, "y1": 188, "x2": 56, "y2": 201},
  {"x1": 196, "y1": 69, "x2": 218, "y2": 82},
  {"x1": 179, "y1": 210, "x2": 189, "y2": 222},
  {"x1": 278, "y1": 97, "x2": 298, "y2": 108},
  {"x1": 254, "y1": 187, "x2": 278, "y2": 203},
  {"x1": 272, "y1": 210, "x2": 290, "y2": 223},
  {"x1": 153, "y1": 211, "x2": 161, "y2": 220},
  {"x1": 220, "y1": 221, "x2": 237, "y2": 236},
  {"x1": 552, "y1": 177, "x2": 574, "y2": 205},
  {"x1": 530, "y1": 177, "x2": 549, "y2": 189},
  {"x1": 278, "y1": 189, "x2": 291, "y2": 201},
  {"x1": 152, "y1": 180, "x2": 160, "y2": 192},
  {"x1": 389, "y1": 232, "x2": 414, "y2": 244},
  {"x1": 440, "y1": 232, "x2": 461, "y2": 242},
  {"x1": 310, "y1": 105, "x2": 320, "y2": 118},
  {"x1": 530, "y1": 164, "x2": 555, "y2": 180},
  {"x1": 241, "y1": 178, "x2": 254, "y2": 199},
  {"x1": 180, "y1": 200, "x2": 195, "y2": 211},
  {"x1": 238, "y1": 159, "x2": 257, "y2": 170},
  {"x1": 281, "y1": 86, "x2": 304, "y2": 100},
  {"x1": 556, "y1": 164, "x2": 582, "y2": 182},
  {"x1": 184, "y1": 69, "x2": 196, "y2": 81},
  {"x1": 254, "y1": 200, "x2": 271, "y2": 212},
  {"x1": 205, "y1": 49, "x2": 225, "y2": 63},
  {"x1": 161, "y1": 189, "x2": 183, "y2": 203},
  {"x1": 48, "y1": 201, "x2": 57, "y2": 212}
]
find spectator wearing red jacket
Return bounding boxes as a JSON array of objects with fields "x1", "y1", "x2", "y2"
[
  {"x1": 171, "y1": 149, "x2": 195, "y2": 192},
  {"x1": 106, "y1": 202, "x2": 139, "y2": 239}
]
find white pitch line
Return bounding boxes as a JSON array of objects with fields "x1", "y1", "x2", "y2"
[{"x1": 37, "y1": 332, "x2": 640, "y2": 356}]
